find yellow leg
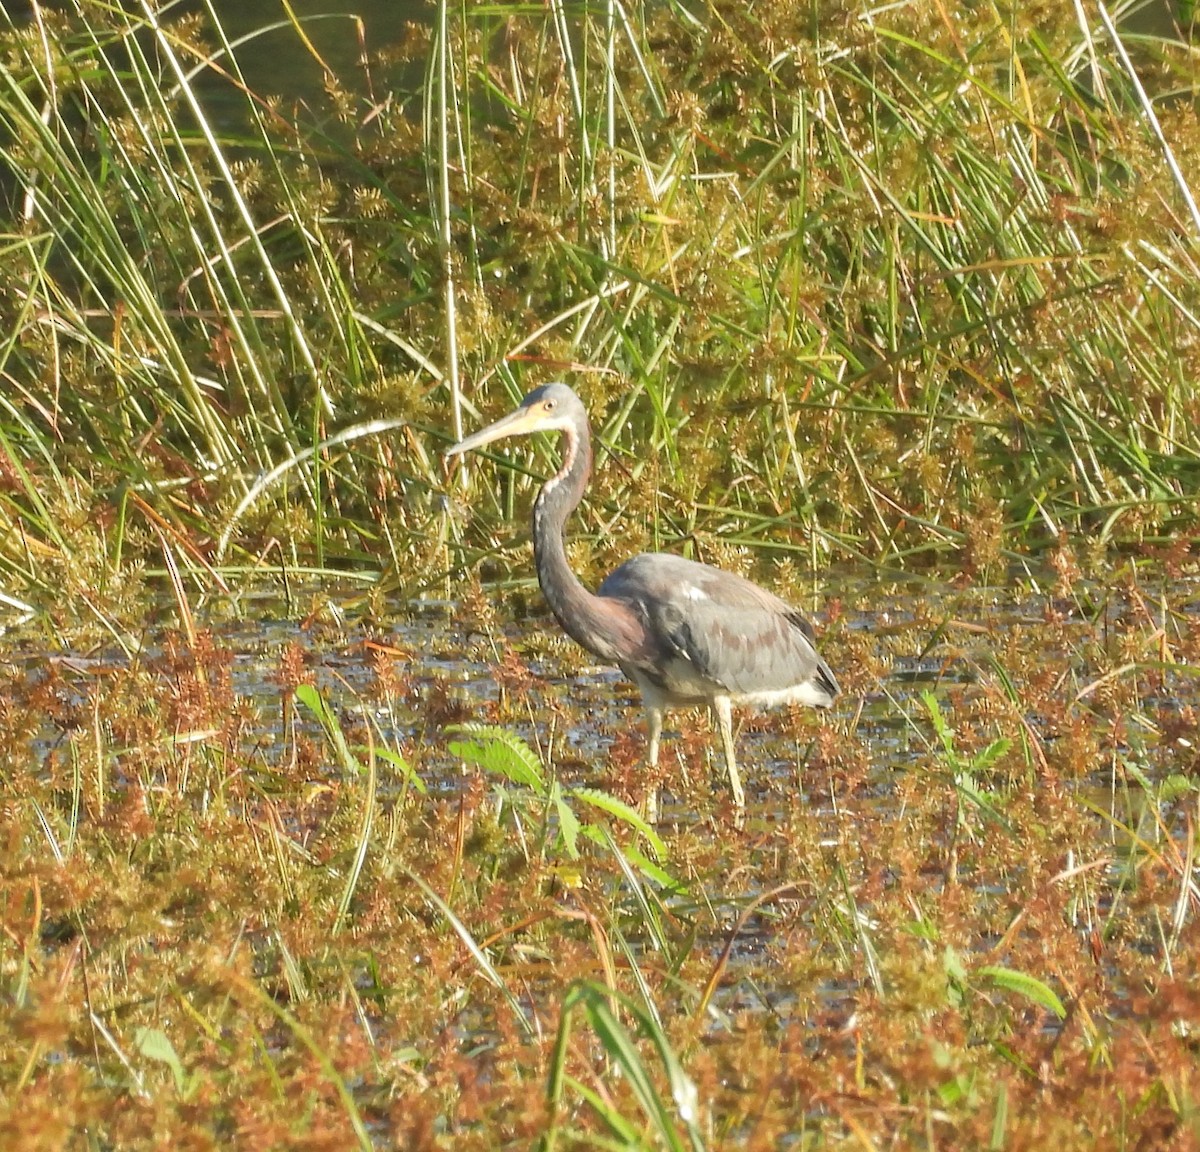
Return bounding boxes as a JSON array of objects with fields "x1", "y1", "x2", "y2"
[
  {"x1": 712, "y1": 697, "x2": 745, "y2": 808},
  {"x1": 645, "y1": 707, "x2": 663, "y2": 824}
]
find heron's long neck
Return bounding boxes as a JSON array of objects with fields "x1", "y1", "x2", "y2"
[{"x1": 532, "y1": 427, "x2": 620, "y2": 663}]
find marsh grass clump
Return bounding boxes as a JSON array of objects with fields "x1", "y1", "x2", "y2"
[{"x1": 0, "y1": 0, "x2": 1197, "y2": 605}]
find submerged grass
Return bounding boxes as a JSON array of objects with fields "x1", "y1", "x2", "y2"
[{"x1": 1, "y1": 0, "x2": 1199, "y2": 1147}]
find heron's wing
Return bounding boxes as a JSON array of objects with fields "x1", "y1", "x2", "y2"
[{"x1": 599, "y1": 553, "x2": 838, "y2": 702}]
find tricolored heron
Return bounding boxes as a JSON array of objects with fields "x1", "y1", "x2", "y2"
[{"x1": 446, "y1": 383, "x2": 838, "y2": 812}]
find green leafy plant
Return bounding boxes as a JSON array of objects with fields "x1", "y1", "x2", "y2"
[
  {"x1": 447, "y1": 722, "x2": 669, "y2": 870},
  {"x1": 922, "y1": 689, "x2": 1013, "y2": 883},
  {"x1": 542, "y1": 980, "x2": 705, "y2": 1152}
]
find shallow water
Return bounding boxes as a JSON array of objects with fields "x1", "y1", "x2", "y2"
[{"x1": 7, "y1": 570, "x2": 1196, "y2": 834}]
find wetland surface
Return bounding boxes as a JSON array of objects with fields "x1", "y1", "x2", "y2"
[
  {"x1": 1, "y1": 0, "x2": 1198, "y2": 1145},
  {"x1": 3, "y1": 568, "x2": 1197, "y2": 1146}
]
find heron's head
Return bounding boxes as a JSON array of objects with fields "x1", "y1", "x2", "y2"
[{"x1": 445, "y1": 382, "x2": 587, "y2": 458}]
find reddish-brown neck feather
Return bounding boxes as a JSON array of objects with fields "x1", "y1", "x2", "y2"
[{"x1": 531, "y1": 423, "x2": 638, "y2": 664}]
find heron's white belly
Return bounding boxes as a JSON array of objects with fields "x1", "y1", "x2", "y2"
[
  {"x1": 726, "y1": 681, "x2": 833, "y2": 709},
  {"x1": 625, "y1": 661, "x2": 829, "y2": 712}
]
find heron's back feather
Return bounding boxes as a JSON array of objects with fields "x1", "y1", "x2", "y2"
[{"x1": 598, "y1": 553, "x2": 838, "y2": 708}]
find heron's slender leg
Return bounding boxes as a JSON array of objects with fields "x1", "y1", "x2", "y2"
[
  {"x1": 647, "y1": 706, "x2": 663, "y2": 768},
  {"x1": 712, "y1": 696, "x2": 745, "y2": 808},
  {"x1": 644, "y1": 706, "x2": 663, "y2": 824}
]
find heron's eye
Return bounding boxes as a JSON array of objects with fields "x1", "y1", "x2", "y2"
[{"x1": 544, "y1": 399, "x2": 556, "y2": 411}]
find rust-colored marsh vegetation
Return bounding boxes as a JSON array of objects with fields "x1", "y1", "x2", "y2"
[{"x1": 1, "y1": 0, "x2": 1198, "y2": 1147}]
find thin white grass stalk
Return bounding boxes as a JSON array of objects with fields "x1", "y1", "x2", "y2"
[
  {"x1": 215, "y1": 416, "x2": 409, "y2": 562},
  {"x1": 602, "y1": 829, "x2": 670, "y2": 957},
  {"x1": 452, "y1": 0, "x2": 485, "y2": 296},
  {"x1": 1098, "y1": 3, "x2": 1200, "y2": 238},
  {"x1": 614, "y1": 84, "x2": 671, "y2": 201},
  {"x1": 353, "y1": 312, "x2": 444, "y2": 382},
  {"x1": 0, "y1": 590, "x2": 36, "y2": 620},
  {"x1": 172, "y1": 16, "x2": 312, "y2": 93},
  {"x1": 605, "y1": 0, "x2": 616, "y2": 264},
  {"x1": 68, "y1": 739, "x2": 82, "y2": 856},
  {"x1": 614, "y1": 0, "x2": 667, "y2": 116},
  {"x1": 344, "y1": 977, "x2": 378, "y2": 1056},
  {"x1": 840, "y1": 867, "x2": 884, "y2": 996},
  {"x1": 550, "y1": 0, "x2": 592, "y2": 167},
  {"x1": 474, "y1": 282, "x2": 631, "y2": 390},
  {"x1": 278, "y1": 934, "x2": 311, "y2": 1002},
  {"x1": 1132, "y1": 243, "x2": 1200, "y2": 334},
  {"x1": 155, "y1": 528, "x2": 197, "y2": 648},
  {"x1": 400, "y1": 866, "x2": 537, "y2": 1040},
  {"x1": 32, "y1": 799, "x2": 64, "y2": 865},
  {"x1": 136, "y1": 0, "x2": 335, "y2": 418},
  {"x1": 89, "y1": 1011, "x2": 148, "y2": 1098},
  {"x1": 193, "y1": 9, "x2": 383, "y2": 384},
  {"x1": 1069, "y1": 0, "x2": 1110, "y2": 110},
  {"x1": 1169, "y1": 801, "x2": 1197, "y2": 949},
  {"x1": 432, "y1": 0, "x2": 464, "y2": 451},
  {"x1": 91, "y1": 691, "x2": 106, "y2": 822},
  {"x1": 23, "y1": 3, "x2": 56, "y2": 225},
  {"x1": 264, "y1": 816, "x2": 299, "y2": 908}
]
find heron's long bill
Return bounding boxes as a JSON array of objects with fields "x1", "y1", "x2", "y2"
[{"x1": 444, "y1": 403, "x2": 549, "y2": 457}]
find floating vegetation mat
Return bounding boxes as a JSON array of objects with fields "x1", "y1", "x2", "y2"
[{"x1": 1, "y1": 570, "x2": 1197, "y2": 1147}]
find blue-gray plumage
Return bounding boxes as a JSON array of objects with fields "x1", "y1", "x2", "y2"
[{"x1": 446, "y1": 382, "x2": 837, "y2": 813}]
